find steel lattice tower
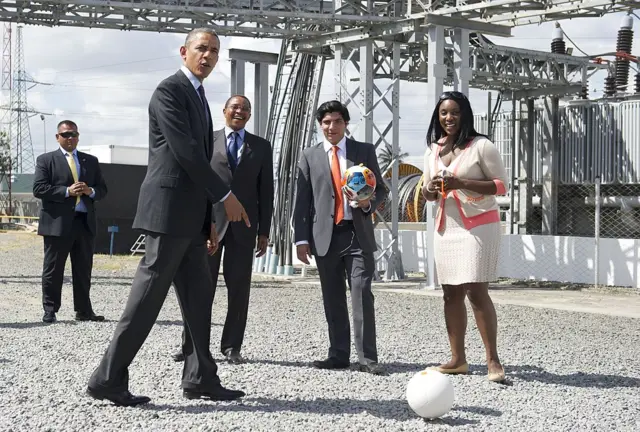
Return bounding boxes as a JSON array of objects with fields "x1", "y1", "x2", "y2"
[
  {"x1": 8, "y1": 26, "x2": 35, "y2": 174},
  {"x1": 0, "y1": 23, "x2": 11, "y2": 215}
]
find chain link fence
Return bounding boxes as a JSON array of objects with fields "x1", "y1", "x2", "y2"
[{"x1": 496, "y1": 177, "x2": 640, "y2": 289}]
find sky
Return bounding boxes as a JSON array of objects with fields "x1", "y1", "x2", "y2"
[{"x1": 2, "y1": 11, "x2": 638, "y2": 164}]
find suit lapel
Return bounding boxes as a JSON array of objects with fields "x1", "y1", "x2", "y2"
[
  {"x1": 77, "y1": 151, "x2": 88, "y2": 181},
  {"x1": 346, "y1": 138, "x2": 357, "y2": 169},
  {"x1": 214, "y1": 129, "x2": 232, "y2": 175},
  {"x1": 236, "y1": 131, "x2": 253, "y2": 171},
  {"x1": 316, "y1": 143, "x2": 333, "y2": 191},
  {"x1": 207, "y1": 109, "x2": 214, "y2": 160},
  {"x1": 176, "y1": 70, "x2": 208, "y2": 132},
  {"x1": 54, "y1": 150, "x2": 74, "y2": 185}
]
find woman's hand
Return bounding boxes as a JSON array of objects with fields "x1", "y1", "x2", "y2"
[
  {"x1": 423, "y1": 174, "x2": 465, "y2": 198},
  {"x1": 422, "y1": 176, "x2": 442, "y2": 201},
  {"x1": 440, "y1": 174, "x2": 465, "y2": 192}
]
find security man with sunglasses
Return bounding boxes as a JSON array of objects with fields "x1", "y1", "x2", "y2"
[{"x1": 33, "y1": 120, "x2": 108, "y2": 324}]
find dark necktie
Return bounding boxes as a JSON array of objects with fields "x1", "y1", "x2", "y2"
[
  {"x1": 228, "y1": 132, "x2": 240, "y2": 171},
  {"x1": 197, "y1": 85, "x2": 207, "y2": 108}
]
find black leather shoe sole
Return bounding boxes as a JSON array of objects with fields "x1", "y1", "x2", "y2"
[
  {"x1": 172, "y1": 352, "x2": 184, "y2": 362},
  {"x1": 183, "y1": 388, "x2": 245, "y2": 401},
  {"x1": 312, "y1": 359, "x2": 350, "y2": 370},
  {"x1": 86, "y1": 387, "x2": 151, "y2": 407},
  {"x1": 76, "y1": 314, "x2": 105, "y2": 322},
  {"x1": 42, "y1": 313, "x2": 56, "y2": 323},
  {"x1": 359, "y1": 364, "x2": 387, "y2": 375}
]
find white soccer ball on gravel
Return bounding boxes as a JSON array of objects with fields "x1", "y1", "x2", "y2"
[{"x1": 406, "y1": 369, "x2": 455, "y2": 419}]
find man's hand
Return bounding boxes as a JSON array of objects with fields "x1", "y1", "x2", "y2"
[
  {"x1": 296, "y1": 244, "x2": 312, "y2": 265},
  {"x1": 68, "y1": 182, "x2": 86, "y2": 197},
  {"x1": 255, "y1": 235, "x2": 268, "y2": 258},
  {"x1": 224, "y1": 192, "x2": 250, "y2": 227},
  {"x1": 353, "y1": 198, "x2": 371, "y2": 209},
  {"x1": 81, "y1": 184, "x2": 93, "y2": 195},
  {"x1": 344, "y1": 188, "x2": 372, "y2": 209},
  {"x1": 207, "y1": 223, "x2": 219, "y2": 256}
]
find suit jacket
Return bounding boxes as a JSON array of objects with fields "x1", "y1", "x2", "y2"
[
  {"x1": 132, "y1": 69, "x2": 229, "y2": 238},
  {"x1": 293, "y1": 138, "x2": 387, "y2": 257},
  {"x1": 33, "y1": 149, "x2": 108, "y2": 237},
  {"x1": 210, "y1": 128, "x2": 274, "y2": 248},
  {"x1": 423, "y1": 136, "x2": 508, "y2": 232}
]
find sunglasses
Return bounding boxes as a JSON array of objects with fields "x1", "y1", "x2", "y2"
[
  {"x1": 440, "y1": 91, "x2": 468, "y2": 100},
  {"x1": 58, "y1": 131, "x2": 79, "y2": 138}
]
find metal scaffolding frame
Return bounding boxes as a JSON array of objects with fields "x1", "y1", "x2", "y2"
[
  {"x1": 334, "y1": 35, "x2": 406, "y2": 280},
  {"x1": 0, "y1": 0, "x2": 634, "y2": 281},
  {"x1": 0, "y1": 1, "x2": 634, "y2": 35}
]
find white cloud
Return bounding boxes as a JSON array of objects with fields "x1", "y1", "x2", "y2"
[{"x1": 3, "y1": 12, "x2": 637, "y2": 161}]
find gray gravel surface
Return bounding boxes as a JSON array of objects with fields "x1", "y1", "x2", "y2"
[{"x1": 1, "y1": 232, "x2": 639, "y2": 431}]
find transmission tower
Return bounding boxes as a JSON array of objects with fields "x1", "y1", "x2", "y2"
[
  {"x1": 0, "y1": 23, "x2": 11, "y2": 215},
  {"x1": 9, "y1": 26, "x2": 39, "y2": 173},
  {"x1": 0, "y1": 25, "x2": 51, "y2": 175}
]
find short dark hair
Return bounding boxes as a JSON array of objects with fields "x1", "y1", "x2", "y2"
[
  {"x1": 426, "y1": 91, "x2": 485, "y2": 150},
  {"x1": 225, "y1": 95, "x2": 251, "y2": 111},
  {"x1": 184, "y1": 27, "x2": 219, "y2": 46},
  {"x1": 57, "y1": 120, "x2": 78, "y2": 131},
  {"x1": 315, "y1": 100, "x2": 350, "y2": 123}
]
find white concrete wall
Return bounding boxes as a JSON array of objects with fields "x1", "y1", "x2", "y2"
[
  {"x1": 82, "y1": 145, "x2": 149, "y2": 166},
  {"x1": 371, "y1": 229, "x2": 640, "y2": 288}
]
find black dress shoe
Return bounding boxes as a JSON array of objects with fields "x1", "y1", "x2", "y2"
[
  {"x1": 224, "y1": 350, "x2": 244, "y2": 364},
  {"x1": 76, "y1": 312, "x2": 105, "y2": 322},
  {"x1": 312, "y1": 358, "x2": 350, "y2": 370},
  {"x1": 42, "y1": 311, "x2": 56, "y2": 323},
  {"x1": 172, "y1": 351, "x2": 184, "y2": 362},
  {"x1": 86, "y1": 387, "x2": 151, "y2": 407},
  {"x1": 183, "y1": 385, "x2": 245, "y2": 401},
  {"x1": 359, "y1": 363, "x2": 387, "y2": 376}
]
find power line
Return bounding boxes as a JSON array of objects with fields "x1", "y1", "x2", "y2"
[{"x1": 47, "y1": 55, "x2": 176, "y2": 76}]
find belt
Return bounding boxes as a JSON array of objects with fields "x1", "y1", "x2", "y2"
[{"x1": 335, "y1": 220, "x2": 353, "y2": 227}]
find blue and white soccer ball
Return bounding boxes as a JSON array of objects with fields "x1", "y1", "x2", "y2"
[{"x1": 341, "y1": 164, "x2": 377, "y2": 201}]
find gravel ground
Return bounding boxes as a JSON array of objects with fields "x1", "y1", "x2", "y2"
[{"x1": 1, "y1": 232, "x2": 639, "y2": 431}]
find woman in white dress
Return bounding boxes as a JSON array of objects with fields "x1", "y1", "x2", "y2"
[{"x1": 422, "y1": 91, "x2": 508, "y2": 383}]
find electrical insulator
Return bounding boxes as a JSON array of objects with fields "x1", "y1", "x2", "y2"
[
  {"x1": 580, "y1": 85, "x2": 589, "y2": 99},
  {"x1": 604, "y1": 75, "x2": 616, "y2": 97},
  {"x1": 551, "y1": 22, "x2": 566, "y2": 54},
  {"x1": 635, "y1": 72, "x2": 640, "y2": 94},
  {"x1": 615, "y1": 15, "x2": 634, "y2": 92}
]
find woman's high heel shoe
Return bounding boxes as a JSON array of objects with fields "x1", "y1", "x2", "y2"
[
  {"x1": 487, "y1": 368, "x2": 506, "y2": 382},
  {"x1": 428, "y1": 363, "x2": 469, "y2": 374}
]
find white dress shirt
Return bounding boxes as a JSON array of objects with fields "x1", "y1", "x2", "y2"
[
  {"x1": 324, "y1": 136, "x2": 352, "y2": 221},
  {"x1": 180, "y1": 65, "x2": 203, "y2": 100}
]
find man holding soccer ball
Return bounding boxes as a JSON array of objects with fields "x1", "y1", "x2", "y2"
[{"x1": 293, "y1": 100, "x2": 388, "y2": 375}]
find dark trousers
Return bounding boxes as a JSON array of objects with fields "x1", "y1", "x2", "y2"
[
  {"x1": 41, "y1": 212, "x2": 94, "y2": 314},
  {"x1": 88, "y1": 232, "x2": 220, "y2": 393},
  {"x1": 315, "y1": 222, "x2": 378, "y2": 365},
  {"x1": 181, "y1": 227, "x2": 254, "y2": 355}
]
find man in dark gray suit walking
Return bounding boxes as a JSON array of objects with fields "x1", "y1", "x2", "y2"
[
  {"x1": 87, "y1": 28, "x2": 248, "y2": 407},
  {"x1": 173, "y1": 94, "x2": 274, "y2": 364},
  {"x1": 293, "y1": 100, "x2": 387, "y2": 375}
]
